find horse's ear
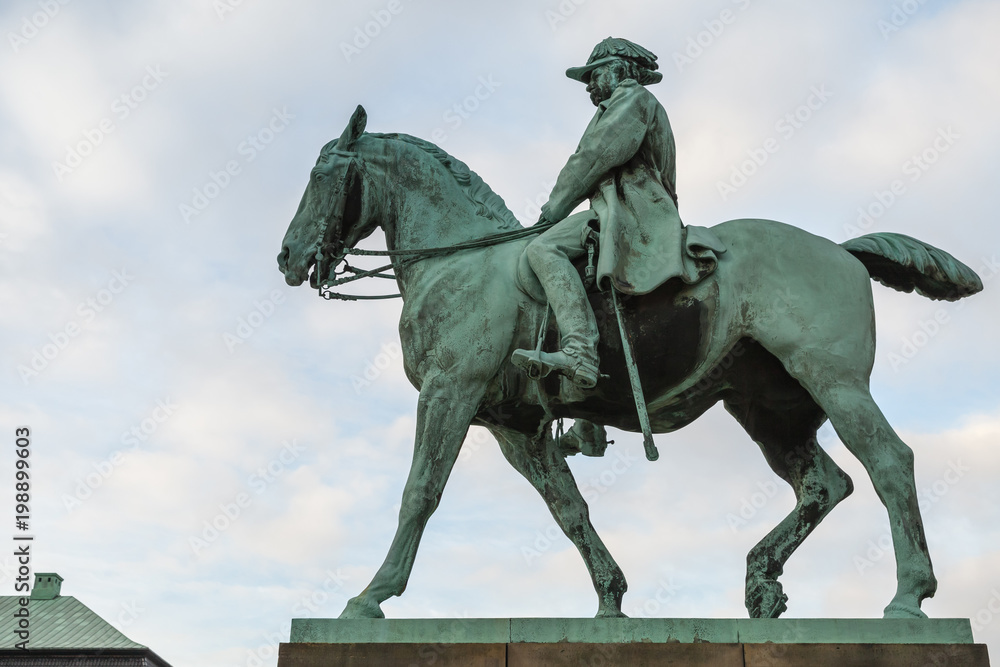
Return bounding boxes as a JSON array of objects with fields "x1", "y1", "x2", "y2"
[{"x1": 338, "y1": 105, "x2": 367, "y2": 151}]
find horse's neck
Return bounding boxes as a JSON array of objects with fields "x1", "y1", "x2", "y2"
[
  {"x1": 388, "y1": 195, "x2": 508, "y2": 254},
  {"x1": 372, "y1": 144, "x2": 516, "y2": 254}
]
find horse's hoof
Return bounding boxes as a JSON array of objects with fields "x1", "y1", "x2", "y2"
[
  {"x1": 746, "y1": 579, "x2": 788, "y2": 619},
  {"x1": 759, "y1": 591, "x2": 788, "y2": 619},
  {"x1": 595, "y1": 607, "x2": 628, "y2": 618},
  {"x1": 883, "y1": 602, "x2": 927, "y2": 619},
  {"x1": 338, "y1": 595, "x2": 385, "y2": 619}
]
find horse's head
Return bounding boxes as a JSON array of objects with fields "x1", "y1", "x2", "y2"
[{"x1": 278, "y1": 105, "x2": 380, "y2": 287}]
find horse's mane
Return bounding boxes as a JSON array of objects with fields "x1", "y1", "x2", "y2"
[{"x1": 321, "y1": 133, "x2": 523, "y2": 231}]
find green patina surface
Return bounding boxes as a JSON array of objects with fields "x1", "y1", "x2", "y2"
[
  {"x1": 292, "y1": 618, "x2": 511, "y2": 644},
  {"x1": 733, "y1": 618, "x2": 974, "y2": 644},
  {"x1": 278, "y1": 37, "x2": 984, "y2": 623},
  {"x1": 289, "y1": 617, "x2": 974, "y2": 645}
]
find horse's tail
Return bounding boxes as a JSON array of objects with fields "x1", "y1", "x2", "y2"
[{"x1": 841, "y1": 232, "x2": 983, "y2": 301}]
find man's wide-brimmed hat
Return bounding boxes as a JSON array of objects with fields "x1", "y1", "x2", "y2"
[{"x1": 566, "y1": 37, "x2": 662, "y2": 85}]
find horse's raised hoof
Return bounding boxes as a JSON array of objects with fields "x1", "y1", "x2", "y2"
[
  {"x1": 883, "y1": 602, "x2": 927, "y2": 619},
  {"x1": 338, "y1": 595, "x2": 385, "y2": 619},
  {"x1": 746, "y1": 579, "x2": 788, "y2": 619}
]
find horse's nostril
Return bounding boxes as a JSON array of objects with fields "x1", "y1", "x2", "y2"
[{"x1": 278, "y1": 245, "x2": 290, "y2": 270}]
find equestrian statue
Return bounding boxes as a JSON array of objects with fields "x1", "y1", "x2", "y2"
[{"x1": 276, "y1": 38, "x2": 983, "y2": 621}]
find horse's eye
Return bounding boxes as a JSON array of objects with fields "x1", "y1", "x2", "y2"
[{"x1": 315, "y1": 172, "x2": 326, "y2": 183}]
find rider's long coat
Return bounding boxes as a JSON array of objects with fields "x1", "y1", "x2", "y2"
[{"x1": 544, "y1": 79, "x2": 719, "y2": 294}]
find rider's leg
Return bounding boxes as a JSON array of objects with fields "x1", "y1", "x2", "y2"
[{"x1": 516, "y1": 212, "x2": 600, "y2": 386}]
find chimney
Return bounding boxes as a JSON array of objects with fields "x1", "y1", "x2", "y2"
[{"x1": 30, "y1": 573, "x2": 64, "y2": 600}]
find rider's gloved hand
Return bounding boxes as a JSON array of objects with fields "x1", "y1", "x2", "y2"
[{"x1": 538, "y1": 202, "x2": 557, "y2": 226}]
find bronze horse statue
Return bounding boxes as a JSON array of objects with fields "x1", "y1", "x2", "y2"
[{"x1": 277, "y1": 106, "x2": 982, "y2": 620}]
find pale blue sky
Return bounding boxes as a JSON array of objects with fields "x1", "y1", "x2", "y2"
[{"x1": 2, "y1": 1, "x2": 999, "y2": 665}]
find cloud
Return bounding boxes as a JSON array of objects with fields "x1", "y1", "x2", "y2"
[{"x1": 1, "y1": 1, "x2": 998, "y2": 665}]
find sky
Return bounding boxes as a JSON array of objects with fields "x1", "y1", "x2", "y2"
[{"x1": 1, "y1": 0, "x2": 999, "y2": 664}]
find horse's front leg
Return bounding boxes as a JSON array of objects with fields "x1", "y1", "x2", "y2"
[{"x1": 339, "y1": 383, "x2": 480, "y2": 619}]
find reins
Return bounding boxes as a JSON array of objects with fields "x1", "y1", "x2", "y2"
[
  {"x1": 345, "y1": 221, "x2": 557, "y2": 259},
  {"x1": 316, "y1": 169, "x2": 557, "y2": 300},
  {"x1": 318, "y1": 261, "x2": 400, "y2": 301}
]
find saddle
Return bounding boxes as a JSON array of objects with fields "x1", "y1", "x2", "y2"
[
  {"x1": 515, "y1": 214, "x2": 727, "y2": 303},
  {"x1": 510, "y1": 216, "x2": 726, "y2": 460}
]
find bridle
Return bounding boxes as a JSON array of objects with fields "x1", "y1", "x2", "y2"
[
  {"x1": 311, "y1": 149, "x2": 558, "y2": 302},
  {"x1": 311, "y1": 149, "x2": 399, "y2": 301}
]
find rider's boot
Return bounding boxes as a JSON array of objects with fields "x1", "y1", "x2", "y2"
[
  {"x1": 512, "y1": 348, "x2": 599, "y2": 388},
  {"x1": 511, "y1": 237, "x2": 600, "y2": 395}
]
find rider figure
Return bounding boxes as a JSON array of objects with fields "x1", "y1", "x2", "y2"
[{"x1": 513, "y1": 37, "x2": 715, "y2": 394}]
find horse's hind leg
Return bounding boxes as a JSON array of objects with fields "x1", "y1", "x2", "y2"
[
  {"x1": 489, "y1": 425, "x2": 628, "y2": 617},
  {"x1": 799, "y1": 380, "x2": 937, "y2": 618},
  {"x1": 738, "y1": 225, "x2": 937, "y2": 617},
  {"x1": 724, "y1": 399, "x2": 854, "y2": 618}
]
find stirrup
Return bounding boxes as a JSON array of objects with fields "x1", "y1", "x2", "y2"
[{"x1": 511, "y1": 349, "x2": 599, "y2": 388}]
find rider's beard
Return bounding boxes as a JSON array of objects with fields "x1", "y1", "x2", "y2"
[{"x1": 588, "y1": 77, "x2": 619, "y2": 107}]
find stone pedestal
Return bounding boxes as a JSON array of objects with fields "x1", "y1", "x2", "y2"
[{"x1": 277, "y1": 618, "x2": 990, "y2": 666}]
